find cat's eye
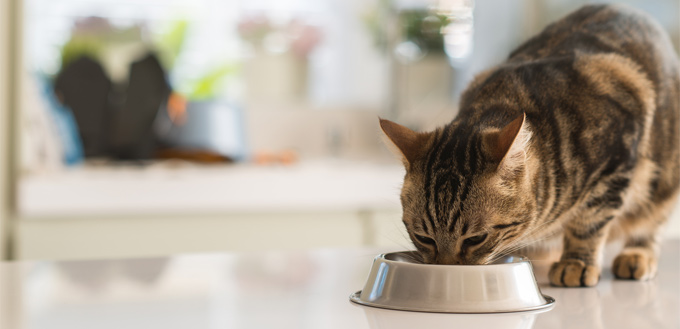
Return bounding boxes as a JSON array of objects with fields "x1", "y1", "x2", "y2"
[
  {"x1": 463, "y1": 233, "x2": 488, "y2": 246},
  {"x1": 414, "y1": 234, "x2": 436, "y2": 246}
]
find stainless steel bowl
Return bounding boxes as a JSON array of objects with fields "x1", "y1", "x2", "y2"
[{"x1": 350, "y1": 251, "x2": 555, "y2": 313}]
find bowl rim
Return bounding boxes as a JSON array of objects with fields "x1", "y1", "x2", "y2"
[
  {"x1": 349, "y1": 290, "x2": 556, "y2": 314},
  {"x1": 378, "y1": 251, "x2": 530, "y2": 268}
]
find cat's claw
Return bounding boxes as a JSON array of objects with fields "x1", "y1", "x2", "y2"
[
  {"x1": 612, "y1": 249, "x2": 657, "y2": 280},
  {"x1": 549, "y1": 259, "x2": 600, "y2": 287}
]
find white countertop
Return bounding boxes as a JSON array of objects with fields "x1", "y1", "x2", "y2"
[
  {"x1": 16, "y1": 160, "x2": 680, "y2": 243},
  {"x1": 0, "y1": 240, "x2": 677, "y2": 329},
  {"x1": 18, "y1": 160, "x2": 405, "y2": 217}
]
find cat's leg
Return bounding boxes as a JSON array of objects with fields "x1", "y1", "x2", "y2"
[
  {"x1": 612, "y1": 234, "x2": 660, "y2": 280},
  {"x1": 549, "y1": 176, "x2": 628, "y2": 287},
  {"x1": 549, "y1": 170, "x2": 642, "y2": 287},
  {"x1": 612, "y1": 196, "x2": 675, "y2": 280},
  {"x1": 549, "y1": 212, "x2": 615, "y2": 287}
]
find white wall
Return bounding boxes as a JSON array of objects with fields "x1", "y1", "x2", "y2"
[
  {"x1": 0, "y1": 0, "x2": 11, "y2": 260},
  {"x1": 666, "y1": 199, "x2": 680, "y2": 238}
]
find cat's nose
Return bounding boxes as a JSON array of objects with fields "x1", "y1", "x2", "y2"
[{"x1": 435, "y1": 254, "x2": 462, "y2": 265}]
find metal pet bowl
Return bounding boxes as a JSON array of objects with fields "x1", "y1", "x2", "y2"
[{"x1": 350, "y1": 251, "x2": 554, "y2": 313}]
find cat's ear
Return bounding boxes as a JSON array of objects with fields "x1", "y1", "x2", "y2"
[
  {"x1": 380, "y1": 118, "x2": 433, "y2": 167},
  {"x1": 483, "y1": 113, "x2": 531, "y2": 172}
]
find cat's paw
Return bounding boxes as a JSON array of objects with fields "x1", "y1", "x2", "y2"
[
  {"x1": 612, "y1": 249, "x2": 657, "y2": 280},
  {"x1": 549, "y1": 259, "x2": 600, "y2": 287}
]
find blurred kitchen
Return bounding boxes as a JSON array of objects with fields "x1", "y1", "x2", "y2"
[{"x1": 0, "y1": 0, "x2": 678, "y2": 261}]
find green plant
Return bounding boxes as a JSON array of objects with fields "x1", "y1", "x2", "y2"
[
  {"x1": 154, "y1": 20, "x2": 189, "y2": 70},
  {"x1": 400, "y1": 10, "x2": 447, "y2": 53},
  {"x1": 59, "y1": 36, "x2": 104, "y2": 69},
  {"x1": 185, "y1": 63, "x2": 241, "y2": 100}
]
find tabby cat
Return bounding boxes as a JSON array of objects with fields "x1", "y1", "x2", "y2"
[{"x1": 380, "y1": 4, "x2": 680, "y2": 287}]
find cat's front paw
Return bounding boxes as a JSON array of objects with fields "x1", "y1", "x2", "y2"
[
  {"x1": 612, "y1": 249, "x2": 657, "y2": 280},
  {"x1": 549, "y1": 259, "x2": 600, "y2": 287}
]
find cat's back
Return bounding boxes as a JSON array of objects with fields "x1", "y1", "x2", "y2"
[
  {"x1": 460, "y1": 4, "x2": 678, "y2": 122},
  {"x1": 509, "y1": 4, "x2": 678, "y2": 72},
  {"x1": 456, "y1": 4, "x2": 680, "y2": 209},
  {"x1": 499, "y1": 4, "x2": 680, "y2": 208}
]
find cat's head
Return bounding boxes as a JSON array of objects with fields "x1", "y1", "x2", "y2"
[{"x1": 381, "y1": 113, "x2": 537, "y2": 265}]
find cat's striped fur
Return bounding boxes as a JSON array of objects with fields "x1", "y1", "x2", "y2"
[{"x1": 380, "y1": 5, "x2": 679, "y2": 287}]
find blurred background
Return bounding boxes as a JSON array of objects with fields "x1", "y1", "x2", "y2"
[{"x1": 0, "y1": 0, "x2": 678, "y2": 260}]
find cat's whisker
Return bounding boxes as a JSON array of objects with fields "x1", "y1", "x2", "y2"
[
  {"x1": 499, "y1": 234, "x2": 547, "y2": 255},
  {"x1": 400, "y1": 251, "x2": 424, "y2": 264},
  {"x1": 490, "y1": 232, "x2": 557, "y2": 263},
  {"x1": 487, "y1": 224, "x2": 556, "y2": 263},
  {"x1": 390, "y1": 237, "x2": 416, "y2": 253},
  {"x1": 468, "y1": 227, "x2": 550, "y2": 264}
]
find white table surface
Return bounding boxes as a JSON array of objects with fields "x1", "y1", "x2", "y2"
[{"x1": 0, "y1": 241, "x2": 677, "y2": 329}]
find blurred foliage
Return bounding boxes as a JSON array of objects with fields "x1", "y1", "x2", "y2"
[
  {"x1": 361, "y1": 0, "x2": 391, "y2": 51},
  {"x1": 154, "y1": 20, "x2": 189, "y2": 70},
  {"x1": 185, "y1": 63, "x2": 241, "y2": 100},
  {"x1": 59, "y1": 36, "x2": 104, "y2": 70},
  {"x1": 59, "y1": 23, "x2": 144, "y2": 71},
  {"x1": 58, "y1": 17, "x2": 240, "y2": 101},
  {"x1": 362, "y1": 2, "x2": 447, "y2": 54},
  {"x1": 400, "y1": 10, "x2": 447, "y2": 53},
  {"x1": 155, "y1": 19, "x2": 241, "y2": 100}
]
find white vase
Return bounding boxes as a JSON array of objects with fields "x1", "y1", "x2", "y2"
[{"x1": 244, "y1": 49, "x2": 309, "y2": 105}]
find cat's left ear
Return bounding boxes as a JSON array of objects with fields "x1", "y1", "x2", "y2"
[
  {"x1": 379, "y1": 118, "x2": 434, "y2": 168},
  {"x1": 483, "y1": 113, "x2": 532, "y2": 173}
]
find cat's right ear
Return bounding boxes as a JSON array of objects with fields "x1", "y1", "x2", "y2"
[
  {"x1": 482, "y1": 113, "x2": 531, "y2": 174},
  {"x1": 379, "y1": 118, "x2": 433, "y2": 167}
]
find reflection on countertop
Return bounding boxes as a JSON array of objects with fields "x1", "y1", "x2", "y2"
[
  {"x1": 359, "y1": 306, "x2": 546, "y2": 329},
  {"x1": 0, "y1": 241, "x2": 677, "y2": 329}
]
